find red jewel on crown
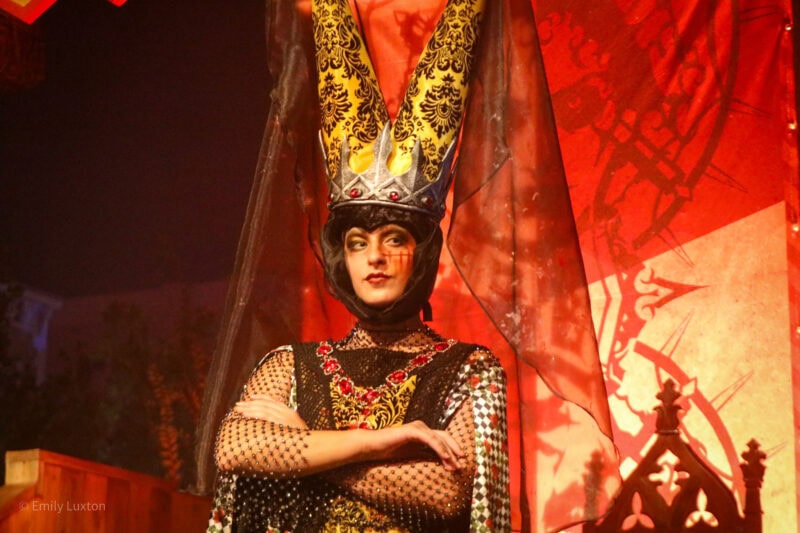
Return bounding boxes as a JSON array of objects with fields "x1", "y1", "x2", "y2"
[
  {"x1": 389, "y1": 191, "x2": 400, "y2": 201},
  {"x1": 349, "y1": 188, "x2": 362, "y2": 198},
  {"x1": 434, "y1": 342, "x2": 449, "y2": 351},
  {"x1": 317, "y1": 343, "x2": 332, "y2": 355}
]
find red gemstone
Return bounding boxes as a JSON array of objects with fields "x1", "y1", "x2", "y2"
[
  {"x1": 362, "y1": 390, "x2": 380, "y2": 404},
  {"x1": 412, "y1": 354, "x2": 431, "y2": 366},
  {"x1": 388, "y1": 370, "x2": 407, "y2": 384},
  {"x1": 349, "y1": 188, "x2": 361, "y2": 198},
  {"x1": 322, "y1": 359, "x2": 340, "y2": 374},
  {"x1": 389, "y1": 191, "x2": 400, "y2": 201},
  {"x1": 359, "y1": 422, "x2": 370, "y2": 429},
  {"x1": 421, "y1": 195, "x2": 433, "y2": 206},
  {"x1": 361, "y1": 408, "x2": 371, "y2": 416},
  {"x1": 317, "y1": 344, "x2": 332, "y2": 355},
  {"x1": 434, "y1": 342, "x2": 449, "y2": 351},
  {"x1": 338, "y1": 378, "x2": 353, "y2": 396}
]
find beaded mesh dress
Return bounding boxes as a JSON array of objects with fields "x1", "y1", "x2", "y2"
[{"x1": 208, "y1": 324, "x2": 509, "y2": 532}]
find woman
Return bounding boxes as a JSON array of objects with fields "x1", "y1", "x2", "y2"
[
  {"x1": 208, "y1": 0, "x2": 509, "y2": 530},
  {"x1": 209, "y1": 205, "x2": 508, "y2": 531}
]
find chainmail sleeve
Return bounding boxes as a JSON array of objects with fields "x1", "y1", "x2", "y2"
[{"x1": 443, "y1": 348, "x2": 511, "y2": 532}]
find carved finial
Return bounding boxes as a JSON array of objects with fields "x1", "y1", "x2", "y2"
[
  {"x1": 655, "y1": 379, "x2": 682, "y2": 434},
  {"x1": 741, "y1": 439, "x2": 766, "y2": 489},
  {"x1": 741, "y1": 438, "x2": 765, "y2": 529}
]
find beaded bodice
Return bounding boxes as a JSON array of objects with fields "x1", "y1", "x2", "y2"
[{"x1": 295, "y1": 323, "x2": 473, "y2": 436}]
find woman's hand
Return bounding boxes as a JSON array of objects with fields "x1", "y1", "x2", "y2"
[
  {"x1": 234, "y1": 394, "x2": 308, "y2": 429},
  {"x1": 365, "y1": 420, "x2": 465, "y2": 471}
]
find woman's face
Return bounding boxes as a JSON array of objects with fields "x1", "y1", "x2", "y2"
[{"x1": 344, "y1": 224, "x2": 416, "y2": 308}]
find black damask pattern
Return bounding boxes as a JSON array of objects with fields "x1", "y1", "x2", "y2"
[
  {"x1": 419, "y1": 74, "x2": 464, "y2": 137},
  {"x1": 319, "y1": 73, "x2": 350, "y2": 136},
  {"x1": 313, "y1": 0, "x2": 388, "y2": 177},
  {"x1": 391, "y1": 0, "x2": 484, "y2": 184},
  {"x1": 415, "y1": 0, "x2": 480, "y2": 80}
]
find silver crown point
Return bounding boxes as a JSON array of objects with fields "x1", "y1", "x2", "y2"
[{"x1": 321, "y1": 122, "x2": 454, "y2": 219}]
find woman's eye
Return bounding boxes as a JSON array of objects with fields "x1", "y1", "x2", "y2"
[
  {"x1": 385, "y1": 234, "x2": 407, "y2": 246},
  {"x1": 346, "y1": 239, "x2": 366, "y2": 251}
]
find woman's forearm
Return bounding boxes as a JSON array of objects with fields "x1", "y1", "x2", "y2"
[
  {"x1": 325, "y1": 458, "x2": 474, "y2": 519},
  {"x1": 214, "y1": 415, "x2": 374, "y2": 477},
  {"x1": 214, "y1": 415, "x2": 463, "y2": 478}
]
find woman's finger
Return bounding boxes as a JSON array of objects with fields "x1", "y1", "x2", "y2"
[
  {"x1": 439, "y1": 430, "x2": 464, "y2": 458},
  {"x1": 410, "y1": 425, "x2": 461, "y2": 471}
]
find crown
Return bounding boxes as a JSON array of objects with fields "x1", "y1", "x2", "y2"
[
  {"x1": 313, "y1": 0, "x2": 485, "y2": 220},
  {"x1": 324, "y1": 123, "x2": 457, "y2": 219}
]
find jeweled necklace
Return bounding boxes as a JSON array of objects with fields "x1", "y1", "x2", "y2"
[{"x1": 315, "y1": 337, "x2": 456, "y2": 406}]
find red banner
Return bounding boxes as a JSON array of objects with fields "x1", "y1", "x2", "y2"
[{"x1": 0, "y1": 0, "x2": 126, "y2": 24}]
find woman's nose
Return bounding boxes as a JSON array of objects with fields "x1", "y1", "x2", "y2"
[{"x1": 367, "y1": 243, "x2": 386, "y2": 266}]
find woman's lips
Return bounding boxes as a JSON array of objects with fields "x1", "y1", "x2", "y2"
[{"x1": 366, "y1": 273, "x2": 389, "y2": 284}]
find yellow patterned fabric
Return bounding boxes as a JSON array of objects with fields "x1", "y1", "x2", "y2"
[
  {"x1": 325, "y1": 369, "x2": 417, "y2": 529},
  {"x1": 329, "y1": 376, "x2": 417, "y2": 430},
  {"x1": 323, "y1": 497, "x2": 409, "y2": 533},
  {"x1": 313, "y1": 0, "x2": 486, "y2": 184},
  {"x1": 390, "y1": 0, "x2": 486, "y2": 181},
  {"x1": 312, "y1": 0, "x2": 388, "y2": 178}
]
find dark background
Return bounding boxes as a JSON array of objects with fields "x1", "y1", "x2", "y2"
[{"x1": 0, "y1": 0, "x2": 269, "y2": 297}]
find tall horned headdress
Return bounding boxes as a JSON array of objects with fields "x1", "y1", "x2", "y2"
[{"x1": 312, "y1": 0, "x2": 486, "y2": 220}]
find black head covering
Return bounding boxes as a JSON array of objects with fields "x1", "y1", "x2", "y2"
[{"x1": 321, "y1": 205, "x2": 442, "y2": 324}]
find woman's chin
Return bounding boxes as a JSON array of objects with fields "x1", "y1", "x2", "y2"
[
  {"x1": 353, "y1": 288, "x2": 403, "y2": 309},
  {"x1": 360, "y1": 298, "x2": 394, "y2": 309}
]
